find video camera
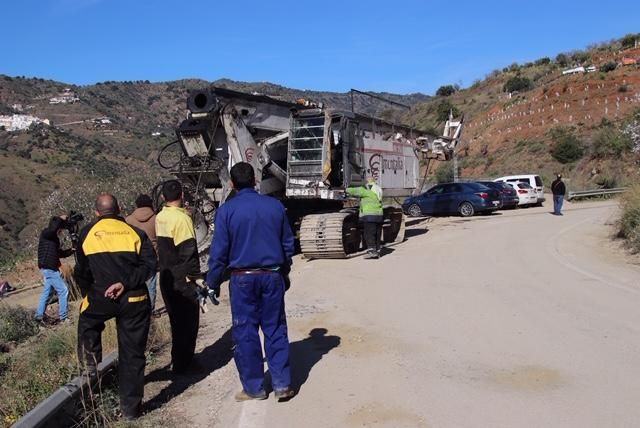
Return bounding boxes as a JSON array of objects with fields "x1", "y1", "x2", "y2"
[{"x1": 62, "y1": 210, "x2": 84, "y2": 246}]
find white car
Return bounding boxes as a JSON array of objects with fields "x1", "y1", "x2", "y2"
[
  {"x1": 494, "y1": 174, "x2": 545, "y2": 204},
  {"x1": 506, "y1": 182, "x2": 538, "y2": 207}
]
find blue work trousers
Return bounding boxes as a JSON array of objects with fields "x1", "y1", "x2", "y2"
[
  {"x1": 36, "y1": 269, "x2": 69, "y2": 320},
  {"x1": 553, "y1": 194, "x2": 564, "y2": 215},
  {"x1": 229, "y1": 271, "x2": 291, "y2": 395}
]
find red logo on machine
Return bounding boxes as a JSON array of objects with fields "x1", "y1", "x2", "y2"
[
  {"x1": 244, "y1": 148, "x2": 254, "y2": 162},
  {"x1": 368, "y1": 153, "x2": 381, "y2": 179}
]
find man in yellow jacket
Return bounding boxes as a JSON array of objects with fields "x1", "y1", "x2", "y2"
[
  {"x1": 346, "y1": 177, "x2": 384, "y2": 259},
  {"x1": 155, "y1": 180, "x2": 202, "y2": 375}
]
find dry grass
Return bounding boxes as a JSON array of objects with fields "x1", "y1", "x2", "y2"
[
  {"x1": 0, "y1": 300, "x2": 170, "y2": 427},
  {"x1": 0, "y1": 304, "x2": 39, "y2": 345}
]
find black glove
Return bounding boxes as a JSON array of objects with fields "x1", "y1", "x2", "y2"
[
  {"x1": 210, "y1": 285, "x2": 220, "y2": 304},
  {"x1": 194, "y1": 279, "x2": 219, "y2": 313}
]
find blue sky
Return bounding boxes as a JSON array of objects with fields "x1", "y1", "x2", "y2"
[{"x1": 2, "y1": 0, "x2": 638, "y2": 94}]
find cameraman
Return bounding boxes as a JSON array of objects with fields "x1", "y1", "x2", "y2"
[{"x1": 35, "y1": 215, "x2": 75, "y2": 323}]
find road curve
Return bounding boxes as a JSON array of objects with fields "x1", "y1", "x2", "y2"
[{"x1": 209, "y1": 201, "x2": 640, "y2": 428}]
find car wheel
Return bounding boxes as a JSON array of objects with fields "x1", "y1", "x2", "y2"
[
  {"x1": 459, "y1": 201, "x2": 474, "y2": 217},
  {"x1": 407, "y1": 204, "x2": 422, "y2": 217}
]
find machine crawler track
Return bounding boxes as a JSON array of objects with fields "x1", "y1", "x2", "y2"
[
  {"x1": 299, "y1": 208, "x2": 406, "y2": 259},
  {"x1": 299, "y1": 212, "x2": 360, "y2": 259}
]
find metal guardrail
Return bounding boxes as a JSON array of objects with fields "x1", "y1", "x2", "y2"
[
  {"x1": 13, "y1": 352, "x2": 118, "y2": 428},
  {"x1": 567, "y1": 187, "x2": 627, "y2": 201}
]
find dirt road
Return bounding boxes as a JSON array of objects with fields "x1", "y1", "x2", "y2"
[{"x1": 146, "y1": 200, "x2": 640, "y2": 428}]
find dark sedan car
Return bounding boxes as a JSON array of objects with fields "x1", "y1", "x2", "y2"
[
  {"x1": 476, "y1": 181, "x2": 519, "y2": 209},
  {"x1": 403, "y1": 182, "x2": 501, "y2": 217}
]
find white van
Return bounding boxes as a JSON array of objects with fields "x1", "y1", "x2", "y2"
[{"x1": 494, "y1": 174, "x2": 545, "y2": 204}]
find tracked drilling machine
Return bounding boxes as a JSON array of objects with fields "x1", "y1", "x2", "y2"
[{"x1": 156, "y1": 87, "x2": 439, "y2": 262}]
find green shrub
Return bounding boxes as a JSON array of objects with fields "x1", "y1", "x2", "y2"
[
  {"x1": 0, "y1": 324, "x2": 79, "y2": 422},
  {"x1": 528, "y1": 140, "x2": 546, "y2": 154},
  {"x1": 591, "y1": 126, "x2": 633, "y2": 158},
  {"x1": 549, "y1": 128, "x2": 584, "y2": 164},
  {"x1": 0, "y1": 353, "x2": 10, "y2": 377},
  {"x1": 435, "y1": 100, "x2": 461, "y2": 123},
  {"x1": 535, "y1": 57, "x2": 551, "y2": 65},
  {"x1": 514, "y1": 139, "x2": 528, "y2": 152},
  {"x1": 513, "y1": 139, "x2": 545, "y2": 154},
  {"x1": 571, "y1": 51, "x2": 590, "y2": 64},
  {"x1": 555, "y1": 53, "x2": 569, "y2": 67},
  {"x1": 594, "y1": 176, "x2": 618, "y2": 189},
  {"x1": 435, "y1": 85, "x2": 457, "y2": 97},
  {"x1": 503, "y1": 76, "x2": 534, "y2": 93},
  {"x1": 0, "y1": 306, "x2": 39, "y2": 345},
  {"x1": 621, "y1": 33, "x2": 639, "y2": 49},
  {"x1": 599, "y1": 117, "x2": 613, "y2": 128},
  {"x1": 434, "y1": 163, "x2": 454, "y2": 183},
  {"x1": 601, "y1": 62, "x2": 617, "y2": 73},
  {"x1": 618, "y1": 184, "x2": 640, "y2": 252}
]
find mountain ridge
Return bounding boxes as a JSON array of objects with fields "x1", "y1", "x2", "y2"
[{"x1": 1, "y1": 33, "x2": 640, "y2": 266}]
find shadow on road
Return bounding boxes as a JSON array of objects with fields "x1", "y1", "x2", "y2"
[
  {"x1": 405, "y1": 217, "x2": 431, "y2": 227},
  {"x1": 405, "y1": 228, "x2": 428, "y2": 238},
  {"x1": 380, "y1": 247, "x2": 396, "y2": 257},
  {"x1": 144, "y1": 328, "x2": 233, "y2": 411},
  {"x1": 286, "y1": 328, "x2": 341, "y2": 396}
]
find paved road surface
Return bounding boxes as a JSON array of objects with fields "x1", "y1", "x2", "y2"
[{"x1": 155, "y1": 201, "x2": 640, "y2": 427}]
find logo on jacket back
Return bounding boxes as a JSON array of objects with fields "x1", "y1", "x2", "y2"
[{"x1": 94, "y1": 230, "x2": 130, "y2": 240}]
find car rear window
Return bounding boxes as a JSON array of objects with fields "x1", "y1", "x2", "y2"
[
  {"x1": 478, "y1": 181, "x2": 500, "y2": 189},
  {"x1": 535, "y1": 176, "x2": 543, "y2": 187},
  {"x1": 427, "y1": 185, "x2": 444, "y2": 195},
  {"x1": 464, "y1": 182, "x2": 487, "y2": 191},
  {"x1": 442, "y1": 183, "x2": 463, "y2": 193}
]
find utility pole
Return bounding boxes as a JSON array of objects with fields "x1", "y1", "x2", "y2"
[{"x1": 453, "y1": 151, "x2": 459, "y2": 183}]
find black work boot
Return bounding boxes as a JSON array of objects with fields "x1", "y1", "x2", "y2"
[{"x1": 274, "y1": 387, "x2": 296, "y2": 402}]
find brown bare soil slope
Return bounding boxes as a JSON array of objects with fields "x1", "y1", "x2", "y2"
[{"x1": 407, "y1": 44, "x2": 640, "y2": 187}]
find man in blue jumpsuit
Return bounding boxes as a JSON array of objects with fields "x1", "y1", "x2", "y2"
[{"x1": 207, "y1": 162, "x2": 296, "y2": 401}]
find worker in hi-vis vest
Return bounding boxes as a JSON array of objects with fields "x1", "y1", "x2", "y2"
[{"x1": 346, "y1": 177, "x2": 384, "y2": 259}]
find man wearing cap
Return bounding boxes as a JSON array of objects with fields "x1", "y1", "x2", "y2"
[
  {"x1": 551, "y1": 174, "x2": 566, "y2": 215},
  {"x1": 126, "y1": 194, "x2": 158, "y2": 311}
]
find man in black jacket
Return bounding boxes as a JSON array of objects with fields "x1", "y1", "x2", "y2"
[
  {"x1": 74, "y1": 193, "x2": 157, "y2": 420},
  {"x1": 36, "y1": 215, "x2": 74, "y2": 322},
  {"x1": 551, "y1": 174, "x2": 566, "y2": 215}
]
